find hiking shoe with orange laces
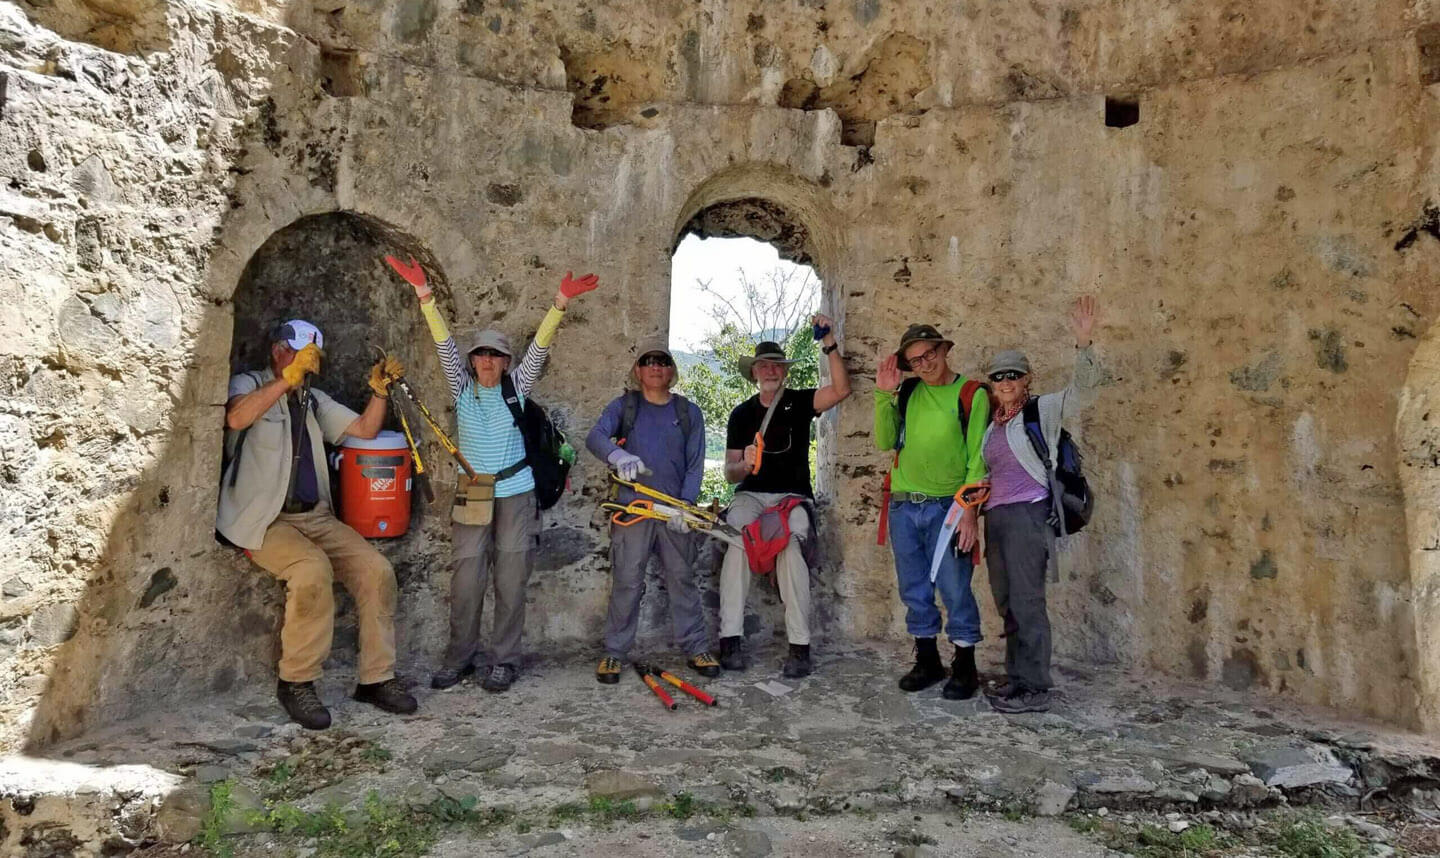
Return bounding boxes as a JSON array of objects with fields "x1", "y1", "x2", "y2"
[
  {"x1": 687, "y1": 652, "x2": 721, "y2": 678},
  {"x1": 596, "y1": 656, "x2": 622, "y2": 684}
]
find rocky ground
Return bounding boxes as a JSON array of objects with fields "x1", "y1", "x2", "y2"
[{"x1": 5, "y1": 641, "x2": 1440, "y2": 857}]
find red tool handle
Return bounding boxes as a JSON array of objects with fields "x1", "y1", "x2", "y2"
[
  {"x1": 641, "y1": 672, "x2": 677, "y2": 710},
  {"x1": 658, "y1": 670, "x2": 717, "y2": 707}
]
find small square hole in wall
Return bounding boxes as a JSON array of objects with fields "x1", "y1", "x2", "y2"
[
  {"x1": 1105, "y1": 96, "x2": 1139, "y2": 128},
  {"x1": 320, "y1": 48, "x2": 363, "y2": 97},
  {"x1": 1419, "y1": 24, "x2": 1440, "y2": 85}
]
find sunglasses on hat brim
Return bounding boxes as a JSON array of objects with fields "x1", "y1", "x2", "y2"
[
  {"x1": 471, "y1": 348, "x2": 509, "y2": 359},
  {"x1": 637, "y1": 353, "x2": 674, "y2": 368}
]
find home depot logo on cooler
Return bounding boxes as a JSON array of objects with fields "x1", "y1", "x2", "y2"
[{"x1": 370, "y1": 476, "x2": 395, "y2": 493}]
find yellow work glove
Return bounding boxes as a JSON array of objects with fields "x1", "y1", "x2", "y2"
[
  {"x1": 368, "y1": 355, "x2": 404, "y2": 398},
  {"x1": 282, "y1": 344, "x2": 322, "y2": 389}
]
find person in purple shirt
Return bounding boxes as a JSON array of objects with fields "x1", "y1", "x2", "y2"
[{"x1": 586, "y1": 339, "x2": 720, "y2": 685}]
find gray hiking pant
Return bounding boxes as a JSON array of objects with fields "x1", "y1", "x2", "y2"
[
  {"x1": 984, "y1": 501, "x2": 1054, "y2": 692},
  {"x1": 444, "y1": 491, "x2": 537, "y2": 670},
  {"x1": 603, "y1": 519, "x2": 709, "y2": 659}
]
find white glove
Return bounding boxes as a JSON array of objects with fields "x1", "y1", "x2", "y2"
[
  {"x1": 607, "y1": 449, "x2": 646, "y2": 482},
  {"x1": 665, "y1": 508, "x2": 689, "y2": 534}
]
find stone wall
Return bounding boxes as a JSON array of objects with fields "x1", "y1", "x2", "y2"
[{"x1": 5, "y1": 0, "x2": 1440, "y2": 749}]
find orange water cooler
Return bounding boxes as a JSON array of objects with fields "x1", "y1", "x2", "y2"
[{"x1": 337, "y1": 431, "x2": 412, "y2": 538}]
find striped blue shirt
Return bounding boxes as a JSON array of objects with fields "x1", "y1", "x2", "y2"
[{"x1": 434, "y1": 328, "x2": 549, "y2": 499}]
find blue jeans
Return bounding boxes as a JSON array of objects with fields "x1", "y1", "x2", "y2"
[{"x1": 888, "y1": 500, "x2": 982, "y2": 645}]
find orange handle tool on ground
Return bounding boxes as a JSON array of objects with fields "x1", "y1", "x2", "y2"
[
  {"x1": 654, "y1": 667, "x2": 717, "y2": 707},
  {"x1": 636, "y1": 663, "x2": 676, "y2": 710}
]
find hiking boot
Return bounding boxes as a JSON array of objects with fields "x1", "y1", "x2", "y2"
[
  {"x1": 781, "y1": 644, "x2": 812, "y2": 679},
  {"x1": 687, "y1": 652, "x2": 721, "y2": 678},
  {"x1": 719, "y1": 636, "x2": 748, "y2": 671},
  {"x1": 990, "y1": 688, "x2": 1054, "y2": 714},
  {"x1": 984, "y1": 679, "x2": 1016, "y2": 699},
  {"x1": 353, "y1": 678, "x2": 418, "y2": 715},
  {"x1": 480, "y1": 663, "x2": 517, "y2": 693},
  {"x1": 942, "y1": 645, "x2": 979, "y2": 700},
  {"x1": 596, "y1": 656, "x2": 622, "y2": 685},
  {"x1": 897, "y1": 637, "x2": 946, "y2": 692},
  {"x1": 277, "y1": 680, "x2": 331, "y2": 730},
  {"x1": 430, "y1": 664, "x2": 475, "y2": 690}
]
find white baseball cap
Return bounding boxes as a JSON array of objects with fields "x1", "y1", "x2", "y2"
[{"x1": 273, "y1": 319, "x2": 324, "y2": 351}]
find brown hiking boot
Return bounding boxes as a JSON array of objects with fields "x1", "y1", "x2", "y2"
[
  {"x1": 687, "y1": 652, "x2": 721, "y2": 678},
  {"x1": 277, "y1": 680, "x2": 331, "y2": 730},
  {"x1": 353, "y1": 678, "x2": 418, "y2": 715},
  {"x1": 596, "y1": 656, "x2": 622, "y2": 685}
]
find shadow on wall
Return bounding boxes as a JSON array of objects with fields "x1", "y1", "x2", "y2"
[{"x1": 23, "y1": 212, "x2": 459, "y2": 751}]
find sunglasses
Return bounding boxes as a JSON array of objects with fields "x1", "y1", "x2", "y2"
[
  {"x1": 471, "y1": 348, "x2": 507, "y2": 359},
  {"x1": 989, "y1": 370, "x2": 1026, "y2": 382},
  {"x1": 905, "y1": 343, "x2": 944, "y2": 367},
  {"x1": 638, "y1": 354, "x2": 674, "y2": 368}
]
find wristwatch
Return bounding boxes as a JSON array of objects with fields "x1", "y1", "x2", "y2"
[{"x1": 822, "y1": 342, "x2": 839, "y2": 355}]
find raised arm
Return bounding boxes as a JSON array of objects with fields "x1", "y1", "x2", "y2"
[
  {"x1": 810, "y1": 313, "x2": 851, "y2": 413},
  {"x1": 511, "y1": 271, "x2": 599, "y2": 395},
  {"x1": 1056, "y1": 296, "x2": 1103, "y2": 421},
  {"x1": 389, "y1": 256, "x2": 466, "y2": 402},
  {"x1": 872, "y1": 353, "x2": 903, "y2": 451}
]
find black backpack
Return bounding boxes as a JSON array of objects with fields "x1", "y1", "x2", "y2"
[
  {"x1": 499, "y1": 374, "x2": 571, "y2": 511},
  {"x1": 1021, "y1": 397, "x2": 1092, "y2": 535}
]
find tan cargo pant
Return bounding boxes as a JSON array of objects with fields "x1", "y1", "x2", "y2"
[
  {"x1": 718, "y1": 491, "x2": 812, "y2": 645},
  {"x1": 247, "y1": 507, "x2": 398, "y2": 685}
]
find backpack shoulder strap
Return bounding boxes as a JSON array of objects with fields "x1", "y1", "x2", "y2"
[
  {"x1": 499, "y1": 373, "x2": 525, "y2": 427},
  {"x1": 617, "y1": 390, "x2": 641, "y2": 447},
  {"x1": 1021, "y1": 396, "x2": 1049, "y2": 467},
  {"x1": 672, "y1": 393, "x2": 694, "y2": 444},
  {"x1": 895, "y1": 377, "x2": 921, "y2": 450},
  {"x1": 958, "y1": 378, "x2": 984, "y2": 443}
]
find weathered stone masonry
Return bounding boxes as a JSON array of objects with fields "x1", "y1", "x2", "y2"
[{"x1": 5, "y1": 0, "x2": 1440, "y2": 750}]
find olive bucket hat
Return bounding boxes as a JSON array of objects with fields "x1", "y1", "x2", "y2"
[
  {"x1": 736, "y1": 341, "x2": 799, "y2": 383},
  {"x1": 894, "y1": 324, "x2": 954, "y2": 371}
]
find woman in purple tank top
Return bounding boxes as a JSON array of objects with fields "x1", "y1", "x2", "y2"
[{"x1": 979, "y1": 297, "x2": 1103, "y2": 715}]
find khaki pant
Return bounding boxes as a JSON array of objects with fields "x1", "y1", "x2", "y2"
[
  {"x1": 444, "y1": 491, "x2": 537, "y2": 670},
  {"x1": 719, "y1": 491, "x2": 812, "y2": 645},
  {"x1": 247, "y1": 507, "x2": 398, "y2": 685}
]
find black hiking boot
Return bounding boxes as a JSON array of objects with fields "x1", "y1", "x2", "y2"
[
  {"x1": 277, "y1": 680, "x2": 331, "y2": 730},
  {"x1": 942, "y1": 645, "x2": 980, "y2": 700},
  {"x1": 481, "y1": 663, "x2": 517, "y2": 693},
  {"x1": 897, "y1": 637, "x2": 946, "y2": 692},
  {"x1": 430, "y1": 664, "x2": 475, "y2": 690},
  {"x1": 781, "y1": 644, "x2": 812, "y2": 679},
  {"x1": 719, "y1": 636, "x2": 748, "y2": 671},
  {"x1": 353, "y1": 678, "x2": 418, "y2": 714}
]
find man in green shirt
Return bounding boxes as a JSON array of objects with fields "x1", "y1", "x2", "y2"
[{"x1": 874, "y1": 324, "x2": 990, "y2": 699}]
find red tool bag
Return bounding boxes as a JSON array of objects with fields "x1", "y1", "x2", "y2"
[{"x1": 741, "y1": 496, "x2": 808, "y2": 575}]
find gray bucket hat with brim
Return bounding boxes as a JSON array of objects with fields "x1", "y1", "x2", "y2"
[
  {"x1": 737, "y1": 341, "x2": 799, "y2": 382},
  {"x1": 466, "y1": 328, "x2": 513, "y2": 357},
  {"x1": 894, "y1": 324, "x2": 954, "y2": 371},
  {"x1": 986, "y1": 349, "x2": 1032, "y2": 377}
]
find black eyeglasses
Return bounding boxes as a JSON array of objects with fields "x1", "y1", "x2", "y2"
[
  {"x1": 989, "y1": 370, "x2": 1026, "y2": 382},
  {"x1": 906, "y1": 343, "x2": 944, "y2": 367},
  {"x1": 638, "y1": 354, "x2": 674, "y2": 368},
  {"x1": 471, "y1": 348, "x2": 507, "y2": 359}
]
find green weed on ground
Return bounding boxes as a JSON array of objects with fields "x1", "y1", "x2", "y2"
[{"x1": 1268, "y1": 813, "x2": 1368, "y2": 858}]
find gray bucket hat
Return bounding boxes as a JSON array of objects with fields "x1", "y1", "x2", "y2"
[
  {"x1": 987, "y1": 349, "x2": 1031, "y2": 377},
  {"x1": 894, "y1": 324, "x2": 954, "y2": 371},
  {"x1": 466, "y1": 328, "x2": 513, "y2": 357},
  {"x1": 737, "y1": 341, "x2": 798, "y2": 382},
  {"x1": 632, "y1": 337, "x2": 675, "y2": 365}
]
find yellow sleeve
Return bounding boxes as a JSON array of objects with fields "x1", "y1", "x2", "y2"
[
  {"x1": 533, "y1": 304, "x2": 565, "y2": 349},
  {"x1": 419, "y1": 298, "x2": 451, "y2": 345}
]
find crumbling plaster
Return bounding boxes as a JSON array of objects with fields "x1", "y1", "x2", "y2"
[{"x1": 5, "y1": 0, "x2": 1440, "y2": 751}]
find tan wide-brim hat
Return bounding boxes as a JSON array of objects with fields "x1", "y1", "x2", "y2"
[
  {"x1": 737, "y1": 340, "x2": 798, "y2": 382},
  {"x1": 627, "y1": 337, "x2": 679, "y2": 389}
]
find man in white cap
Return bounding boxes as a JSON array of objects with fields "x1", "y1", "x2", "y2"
[
  {"x1": 718, "y1": 316, "x2": 850, "y2": 677},
  {"x1": 218, "y1": 319, "x2": 416, "y2": 730}
]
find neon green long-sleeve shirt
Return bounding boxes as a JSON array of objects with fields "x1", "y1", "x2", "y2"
[{"x1": 874, "y1": 377, "x2": 990, "y2": 495}]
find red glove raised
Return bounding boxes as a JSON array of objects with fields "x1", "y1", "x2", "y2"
[
  {"x1": 560, "y1": 271, "x2": 599, "y2": 298},
  {"x1": 386, "y1": 255, "x2": 430, "y2": 301}
]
